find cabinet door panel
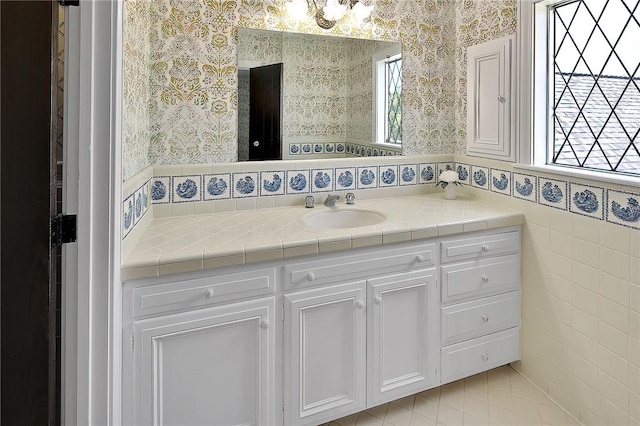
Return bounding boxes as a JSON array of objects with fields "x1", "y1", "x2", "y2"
[
  {"x1": 367, "y1": 270, "x2": 439, "y2": 406},
  {"x1": 285, "y1": 282, "x2": 366, "y2": 425},
  {"x1": 133, "y1": 298, "x2": 275, "y2": 426}
]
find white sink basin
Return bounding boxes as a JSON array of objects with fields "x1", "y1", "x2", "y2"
[{"x1": 304, "y1": 209, "x2": 385, "y2": 229}]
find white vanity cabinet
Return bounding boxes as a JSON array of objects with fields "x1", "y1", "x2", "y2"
[
  {"x1": 121, "y1": 226, "x2": 521, "y2": 426},
  {"x1": 122, "y1": 267, "x2": 277, "y2": 426},
  {"x1": 439, "y1": 229, "x2": 521, "y2": 384},
  {"x1": 282, "y1": 242, "x2": 438, "y2": 425},
  {"x1": 367, "y1": 269, "x2": 439, "y2": 406},
  {"x1": 284, "y1": 281, "x2": 367, "y2": 426}
]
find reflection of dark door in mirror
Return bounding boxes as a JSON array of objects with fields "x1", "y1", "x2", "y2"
[{"x1": 249, "y1": 63, "x2": 282, "y2": 161}]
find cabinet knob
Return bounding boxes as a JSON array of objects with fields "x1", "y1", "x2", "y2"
[
  {"x1": 481, "y1": 353, "x2": 490, "y2": 361},
  {"x1": 497, "y1": 96, "x2": 506, "y2": 104},
  {"x1": 306, "y1": 272, "x2": 315, "y2": 281},
  {"x1": 482, "y1": 275, "x2": 489, "y2": 283},
  {"x1": 253, "y1": 140, "x2": 260, "y2": 147},
  {"x1": 373, "y1": 296, "x2": 382, "y2": 305},
  {"x1": 205, "y1": 289, "x2": 215, "y2": 298},
  {"x1": 355, "y1": 300, "x2": 365, "y2": 310},
  {"x1": 260, "y1": 320, "x2": 270, "y2": 329},
  {"x1": 481, "y1": 244, "x2": 489, "y2": 252},
  {"x1": 415, "y1": 254, "x2": 424, "y2": 263},
  {"x1": 482, "y1": 314, "x2": 489, "y2": 323}
]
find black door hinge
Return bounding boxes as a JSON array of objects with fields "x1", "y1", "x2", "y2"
[
  {"x1": 57, "y1": 0, "x2": 79, "y2": 6},
  {"x1": 52, "y1": 214, "x2": 77, "y2": 247}
]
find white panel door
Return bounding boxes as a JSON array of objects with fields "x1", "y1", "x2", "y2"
[
  {"x1": 367, "y1": 269, "x2": 439, "y2": 406},
  {"x1": 131, "y1": 297, "x2": 275, "y2": 426},
  {"x1": 284, "y1": 281, "x2": 366, "y2": 426},
  {"x1": 466, "y1": 35, "x2": 516, "y2": 161}
]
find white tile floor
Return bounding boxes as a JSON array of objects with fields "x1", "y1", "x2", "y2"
[{"x1": 323, "y1": 365, "x2": 580, "y2": 426}]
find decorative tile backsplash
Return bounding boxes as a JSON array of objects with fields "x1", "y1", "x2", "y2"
[
  {"x1": 459, "y1": 161, "x2": 640, "y2": 232},
  {"x1": 122, "y1": 179, "x2": 151, "y2": 238}
]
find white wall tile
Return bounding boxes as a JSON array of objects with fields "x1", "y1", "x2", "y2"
[
  {"x1": 599, "y1": 296, "x2": 630, "y2": 334},
  {"x1": 573, "y1": 285, "x2": 599, "y2": 317},
  {"x1": 599, "y1": 272, "x2": 631, "y2": 307},
  {"x1": 572, "y1": 308, "x2": 599, "y2": 341},
  {"x1": 599, "y1": 322, "x2": 630, "y2": 361},
  {"x1": 598, "y1": 346, "x2": 630, "y2": 390},
  {"x1": 598, "y1": 371, "x2": 629, "y2": 413}
]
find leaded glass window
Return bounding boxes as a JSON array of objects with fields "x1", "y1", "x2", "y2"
[
  {"x1": 385, "y1": 57, "x2": 402, "y2": 144},
  {"x1": 550, "y1": 0, "x2": 640, "y2": 175}
]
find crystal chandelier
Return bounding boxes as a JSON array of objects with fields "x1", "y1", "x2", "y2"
[{"x1": 286, "y1": 0, "x2": 374, "y2": 30}]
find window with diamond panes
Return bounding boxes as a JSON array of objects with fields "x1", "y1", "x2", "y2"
[
  {"x1": 551, "y1": 0, "x2": 640, "y2": 176},
  {"x1": 385, "y1": 58, "x2": 402, "y2": 144}
]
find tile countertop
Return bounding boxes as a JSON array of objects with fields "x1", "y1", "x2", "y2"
[{"x1": 122, "y1": 194, "x2": 524, "y2": 281}]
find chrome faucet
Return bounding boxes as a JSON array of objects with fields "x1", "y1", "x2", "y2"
[
  {"x1": 324, "y1": 194, "x2": 340, "y2": 208},
  {"x1": 345, "y1": 193, "x2": 355, "y2": 205},
  {"x1": 304, "y1": 195, "x2": 315, "y2": 208}
]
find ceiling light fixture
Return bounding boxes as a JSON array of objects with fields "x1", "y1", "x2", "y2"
[{"x1": 286, "y1": 0, "x2": 374, "y2": 30}]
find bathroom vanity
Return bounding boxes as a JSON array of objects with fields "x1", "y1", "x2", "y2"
[{"x1": 121, "y1": 195, "x2": 522, "y2": 426}]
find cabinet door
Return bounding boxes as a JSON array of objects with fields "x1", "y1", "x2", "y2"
[
  {"x1": 130, "y1": 297, "x2": 275, "y2": 426},
  {"x1": 284, "y1": 281, "x2": 366, "y2": 426},
  {"x1": 367, "y1": 269, "x2": 439, "y2": 406},
  {"x1": 466, "y1": 35, "x2": 516, "y2": 161}
]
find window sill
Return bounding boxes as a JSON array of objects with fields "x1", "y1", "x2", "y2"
[
  {"x1": 514, "y1": 163, "x2": 640, "y2": 189},
  {"x1": 374, "y1": 142, "x2": 402, "y2": 151}
]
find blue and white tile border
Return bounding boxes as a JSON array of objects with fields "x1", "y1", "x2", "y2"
[
  {"x1": 400, "y1": 164, "x2": 418, "y2": 186},
  {"x1": 419, "y1": 163, "x2": 436, "y2": 184},
  {"x1": 490, "y1": 169, "x2": 511, "y2": 197},
  {"x1": 538, "y1": 178, "x2": 568, "y2": 211},
  {"x1": 335, "y1": 167, "x2": 356, "y2": 190},
  {"x1": 512, "y1": 173, "x2": 537, "y2": 203},
  {"x1": 123, "y1": 179, "x2": 151, "y2": 239},
  {"x1": 379, "y1": 165, "x2": 399, "y2": 187},
  {"x1": 471, "y1": 166, "x2": 489, "y2": 190},
  {"x1": 173, "y1": 175, "x2": 202, "y2": 203},
  {"x1": 150, "y1": 177, "x2": 171, "y2": 204},
  {"x1": 454, "y1": 163, "x2": 471, "y2": 186},
  {"x1": 607, "y1": 189, "x2": 640, "y2": 230},
  {"x1": 287, "y1": 170, "x2": 310, "y2": 194},
  {"x1": 260, "y1": 171, "x2": 285, "y2": 196},
  {"x1": 311, "y1": 169, "x2": 334, "y2": 193},
  {"x1": 124, "y1": 158, "x2": 640, "y2": 240},
  {"x1": 569, "y1": 183, "x2": 604, "y2": 220},
  {"x1": 204, "y1": 173, "x2": 232, "y2": 200},
  {"x1": 287, "y1": 142, "x2": 400, "y2": 158}
]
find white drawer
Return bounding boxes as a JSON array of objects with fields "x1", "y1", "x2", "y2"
[
  {"x1": 441, "y1": 254, "x2": 519, "y2": 303},
  {"x1": 131, "y1": 268, "x2": 276, "y2": 318},
  {"x1": 282, "y1": 243, "x2": 436, "y2": 290},
  {"x1": 441, "y1": 231, "x2": 519, "y2": 263},
  {"x1": 441, "y1": 327, "x2": 520, "y2": 384},
  {"x1": 441, "y1": 291, "x2": 520, "y2": 345}
]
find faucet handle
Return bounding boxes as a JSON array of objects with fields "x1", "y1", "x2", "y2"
[
  {"x1": 346, "y1": 193, "x2": 356, "y2": 205},
  {"x1": 305, "y1": 195, "x2": 315, "y2": 208}
]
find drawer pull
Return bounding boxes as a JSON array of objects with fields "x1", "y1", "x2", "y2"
[
  {"x1": 205, "y1": 289, "x2": 215, "y2": 298},
  {"x1": 482, "y1": 315, "x2": 489, "y2": 323},
  {"x1": 481, "y1": 353, "x2": 489, "y2": 361},
  {"x1": 415, "y1": 254, "x2": 425, "y2": 263},
  {"x1": 482, "y1": 245, "x2": 489, "y2": 252},
  {"x1": 306, "y1": 272, "x2": 316, "y2": 282},
  {"x1": 373, "y1": 296, "x2": 382, "y2": 305},
  {"x1": 481, "y1": 275, "x2": 489, "y2": 283},
  {"x1": 355, "y1": 300, "x2": 365, "y2": 310},
  {"x1": 260, "y1": 320, "x2": 270, "y2": 329}
]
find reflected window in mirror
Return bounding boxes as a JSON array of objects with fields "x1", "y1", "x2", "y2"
[{"x1": 374, "y1": 45, "x2": 402, "y2": 146}]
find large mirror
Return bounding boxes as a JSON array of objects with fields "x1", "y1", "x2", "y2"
[{"x1": 237, "y1": 28, "x2": 402, "y2": 161}]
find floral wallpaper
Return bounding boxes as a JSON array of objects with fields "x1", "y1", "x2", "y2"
[
  {"x1": 123, "y1": 0, "x2": 151, "y2": 180},
  {"x1": 453, "y1": 0, "x2": 518, "y2": 154},
  {"x1": 119, "y1": 0, "x2": 464, "y2": 174},
  {"x1": 121, "y1": 0, "x2": 516, "y2": 177}
]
